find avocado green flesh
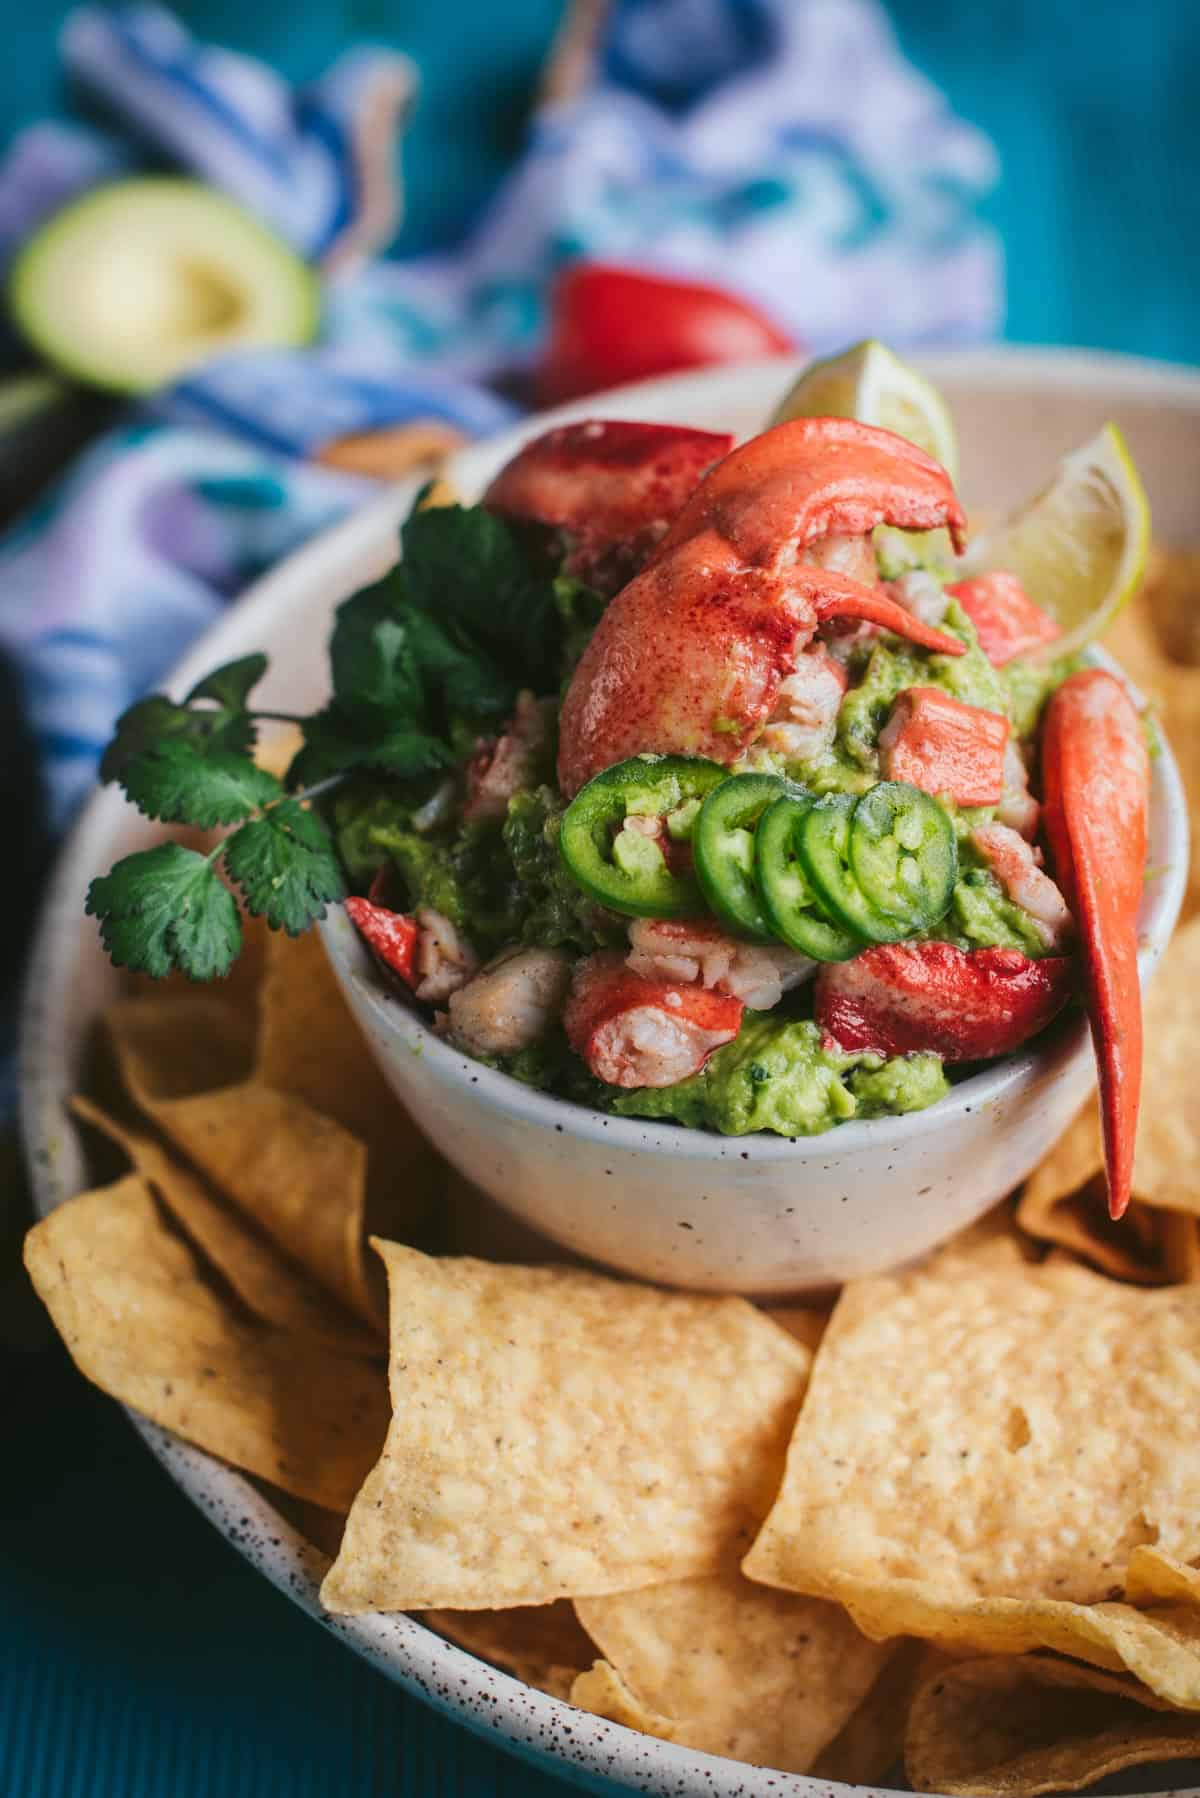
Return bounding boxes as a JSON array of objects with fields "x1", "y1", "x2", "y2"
[
  {"x1": 613, "y1": 1014, "x2": 950, "y2": 1136},
  {"x1": 10, "y1": 177, "x2": 320, "y2": 393}
]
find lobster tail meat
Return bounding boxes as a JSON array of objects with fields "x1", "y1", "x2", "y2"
[
  {"x1": 563, "y1": 950, "x2": 744, "y2": 1089},
  {"x1": 1041, "y1": 669, "x2": 1150, "y2": 1219},
  {"x1": 879, "y1": 687, "x2": 1010, "y2": 807},
  {"x1": 946, "y1": 571, "x2": 1061, "y2": 666},
  {"x1": 815, "y1": 942, "x2": 1076, "y2": 1061}
]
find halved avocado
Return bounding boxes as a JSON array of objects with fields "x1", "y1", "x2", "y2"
[{"x1": 9, "y1": 177, "x2": 320, "y2": 394}]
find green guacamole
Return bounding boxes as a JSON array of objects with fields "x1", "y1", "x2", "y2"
[{"x1": 612, "y1": 1013, "x2": 949, "y2": 1136}]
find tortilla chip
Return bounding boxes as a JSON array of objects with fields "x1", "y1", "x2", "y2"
[
  {"x1": 254, "y1": 928, "x2": 437, "y2": 1243},
  {"x1": 320, "y1": 1246, "x2": 811, "y2": 1612},
  {"x1": 761, "y1": 1305, "x2": 833, "y2": 1355},
  {"x1": 571, "y1": 1573, "x2": 894, "y2": 1773},
  {"x1": 318, "y1": 421, "x2": 465, "y2": 480},
  {"x1": 811, "y1": 1641, "x2": 943, "y2": 1786},
  {"x1": 1160, "y1": 670, "x2": 1200, "y2": 922},
  {"x1": 71, "y1": 1096, "x2": 379, "y2": 1352},
  {"x1": 423, "y1": 1603, "x2": 596, "y2": 1701},
  {"x1": 1141, "y1": 545, "x2": 1200, "y2": 668},
  {"x1": 1161, "y1": 1210, "x2": 1200, "y2": 1284},
  {"x1": 1018, "y1": 919, "x2": 1200, "y2": 1277},
  {"x1": 743, "y1": 1229, "x2": 1200, "y2": 1618},
  {"x1": 904, "y1": 1652, "x2": 1200, "y2": 1797},
  {"x1": 23, "y1": 1176, "x2": 390, "y2": 1510},
  {"x1": 105, "y1": 995, "x2": 380, "y2": 1322},
  {"x1": 1126, "y1": 916, "x2": 1200, "y2": 1214},
  {"x1": 1018, "y1": 1106, "x2": 1175, "y2": 1285},
  {"x1": 1126, "y1": 1545, "x2": 1200, "y2": 1607},
  {"x1": 1102, "y1": 595, "x2": 1173, "y2": 709},
  {"x1": 124, "y1": 907, "x2": 274, "y2": 1019}
]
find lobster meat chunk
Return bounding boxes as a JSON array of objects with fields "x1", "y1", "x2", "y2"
[
  {"x1": 815, "y1": 941, "x2": 1075, "y2": 1061},
  {"x1": 563, "y1": 950, "x2": 743, "y2": 1088},
  {"x1": 879, "y1": 687, "x2": 1010, "y2": 807},
  {"x1": 947, "y1": 571, "x2": 1061, "y2": 666},
  {"x1": 483, "y1": 419, "x2": 733, "y2": 595},
  {"x1": 558, "y1": 419, "x2": 969, "y2": 795},
  {"x1": 1041, "y1": 669, "x2": 1150, "y2": 1219},
  {"x1": 345, "y1": 896, "x2": 418, "y2": 987}
]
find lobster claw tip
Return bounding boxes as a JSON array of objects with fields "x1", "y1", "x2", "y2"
[{"x1": 812, "y1": 584, "x2": 967, "y2": 657}]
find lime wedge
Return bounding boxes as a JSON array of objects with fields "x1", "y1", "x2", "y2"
[
  {"x1": 962, "y1": 425, "x2": 1150, "y2": 658},
  {"x1": 769, "y1": 339, "x2": 958, "y2": 477}
]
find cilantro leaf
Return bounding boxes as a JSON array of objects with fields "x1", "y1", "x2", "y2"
[
  {"x1": 329, "y1": 574, "x2": 424, "y2": 729},
  {"x1": 286, "y1": 707, "x2": 453, "y2": 789},
  {"x1": 401, "y1": 503, "x2": 561, "y2": 696},
  {"x1": 120, "y1": 740, "x2": 284, "y2": 826},
  {"x1": 86, "y1": 843, "x2": 242, "y2": 980},
  {"x1": 554, "y1": 575, "x2": 606, "y2": 678},
  {"x1": 101, "y1": 694, "x2": 256, "y2": 784},
  {"x1": 403, "y1": 609, "x2": 514, "y2": 725},
  {"x1": 223, "y1": 800, "x2": 345, "y2": 934},
  {"x1": 185, "y1": 654, "x2": 268, "y2": 711}
]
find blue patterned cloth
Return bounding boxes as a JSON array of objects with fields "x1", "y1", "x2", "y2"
[{"x1": 0, "y1": 0, "x2": 1000, "y2": 832}]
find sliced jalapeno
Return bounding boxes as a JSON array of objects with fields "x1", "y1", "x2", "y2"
[
  {"x1": 796, "y1": 793, "x2": 912, "y2": 943},
  {"x1": 694, "y1": 773, "x2": 801, "y2": 939},
  {"x1": 849, "y1": 781, "x2": 958, "y2": 932},
  {"x1": 754, "y1": 795, "x2": 863, "y2": 961},
  {"x1": 559, "y1": 754, "x2": 726, "y2": 917}
]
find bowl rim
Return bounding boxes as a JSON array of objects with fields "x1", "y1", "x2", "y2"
[{"x1": 18, "y1": 343, "x2": 1199, "y2": 1798}]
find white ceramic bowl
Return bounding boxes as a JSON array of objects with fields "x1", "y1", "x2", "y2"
[
  {"x1": 320, "y1": 361, "x2": 1189, "y2": 1296},
  {"x1": 22, "y1": 348, "x2": 1199, "y2": 1797}
]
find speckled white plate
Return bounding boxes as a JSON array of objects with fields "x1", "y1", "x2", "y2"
[{"x1": 22, "y1": 348, "x2": 1200, "y2": 1797}]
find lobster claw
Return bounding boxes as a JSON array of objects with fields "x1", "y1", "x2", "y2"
[
  {"x1": 651, "y1": 415, "x2": 968, "y2": 567},
  {"x1": 483, "y1": 419, "x2": 734, "y2": 595},
  {"x1": 558, "y1": 418, "x2": 969, "y2": 796},
  {"x1": 1041, "y1": 669, "x2": 1150, "y2": 1219}
]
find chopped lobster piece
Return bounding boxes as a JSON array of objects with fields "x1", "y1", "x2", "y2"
[
  {"x1": 879, "y1": 687, "x2": 1010, "y2": 806},
  {"x1": 563, "y1": 950, "x2": 744, "y2": 1089},
  {"x1": 1041, "y1": 669, "x2": 1150, "y2": 1220},
  {"x1": 815, "y1": 942, "x2": 1075, "y2": 1061},
  {"x1": 412, "y1": 907, "x2": 479, "y2": 1004},
  {"x1": 463, "y1": 691, "x2": 555, "y2": 823},
  {"x1": 447, "y1": 946, "x2": 573, "y2": 1057},
  {"x1": 345, "y1": 896, "x2": 419, "y2": 987},
  {"x1": 997, "y1": 740, "x2": 1040, "y2": 840},
  {"x1": 626, "y1": 918, "x2": 814, "y2": 1012},
  {"x1": 947, "y1": 571, "x2": 1061, "y2": 666},
  {"x1": 759, "y1": 647, "x2": 848, "y2": 763},
  {"x1": 482, "y1": 419, "x2": 734, "y2": 595},
  {"x1": 969, "y1": 824, "x2": 1074, "y2": 950},
  {"x1": 557, "y1": 418, "x2": 968, "y2": 795}
]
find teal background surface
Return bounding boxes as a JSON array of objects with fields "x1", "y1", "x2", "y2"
[{"x1": 6, "y1": 4, "x2": 1198, "y2": 1796}]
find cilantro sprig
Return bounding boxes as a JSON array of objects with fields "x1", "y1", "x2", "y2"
[
  {"x1": 86, "y1": 497, "x2": 599, "y2": 982},
  {"x1": 87, "y1": 651, "x2": 346, "y2": 980}
]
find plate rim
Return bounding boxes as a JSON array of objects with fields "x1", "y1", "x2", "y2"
[{"x1": 21, "y1": 342, "x2": 1200, "y2": 1798}]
